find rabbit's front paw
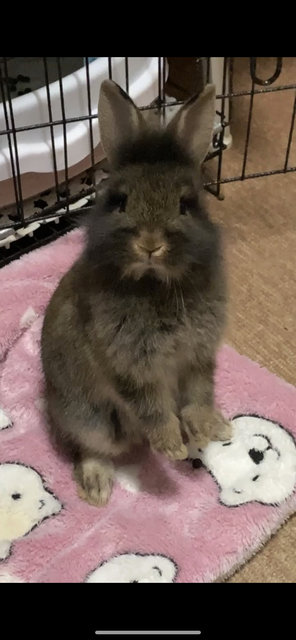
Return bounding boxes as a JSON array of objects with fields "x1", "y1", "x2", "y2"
[
  {"x1": 150, "y1": 414, "x2": 188, "y2": 461},
  {"x1": 211, "y1": 412, "x2": 232, "y2": 441},
  {"x1": 181, "y1": 404, "x2": 232, "y2": 449},
  {"x1": 74, "y1": 457, "x2": 114, "y2": 507}
]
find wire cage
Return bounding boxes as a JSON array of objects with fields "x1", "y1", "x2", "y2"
[{"x1": 0, "y1": 56, "x2": 295, "y2": 267}]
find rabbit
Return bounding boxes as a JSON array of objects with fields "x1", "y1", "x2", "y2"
[{"x1": 41, "y1": 79, "x2": 231, "y2": 507}]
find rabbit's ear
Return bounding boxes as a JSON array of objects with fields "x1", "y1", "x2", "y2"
[
  {"x1": 167, "y1": 84, "x2": 216, "y2": 164},
  {"x1": 98, "y1": 80, "x2": 146, "y2": 164}
]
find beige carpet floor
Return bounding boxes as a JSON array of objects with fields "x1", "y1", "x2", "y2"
[{"x1": 204, "y1": 57, "x2": 296, "y2": 582}]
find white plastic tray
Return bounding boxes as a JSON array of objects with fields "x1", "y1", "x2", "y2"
[{"x1": 0, "y1": 57, "x2": 159, "y2": 182}]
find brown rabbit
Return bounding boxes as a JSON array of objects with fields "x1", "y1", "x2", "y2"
[{"x1": 41, "y1": 80, "x2": 231, "y2": 507}]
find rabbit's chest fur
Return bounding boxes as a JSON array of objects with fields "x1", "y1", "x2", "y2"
[
  {"x1": 43, "y1": 259, "x2": 224, "y2": 404},
  {"x1": 86, "y1": 281, "x2": 221, "y2": 385}
]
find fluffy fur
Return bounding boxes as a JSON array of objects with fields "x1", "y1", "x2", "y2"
[{"x1": 41, "y1": 81, "x2": 231, "y2": 506}]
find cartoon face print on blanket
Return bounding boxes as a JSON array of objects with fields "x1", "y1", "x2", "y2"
[
  {"x1": 86, "y1": 553, "x2": 178, "y2": 583},
  {"x1": 198, "y1": 415, "x2": 296, "y2": 506},
  {"x1": 0, "y1": 408, "x2": 12, "y2": 430},
  {"x1": 0, "y1": 463, "x2": 62, "y2": 561}
]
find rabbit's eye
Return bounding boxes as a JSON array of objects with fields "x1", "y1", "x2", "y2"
[
  {"x1": 179, "y1": 196, "x2": 196, "y2": 216},
  {"x1": 118, "y1": 194, "x2": 128, "y2": 213},
  {"x1": 106, "y1": 191, "x2": 128, "y2": 213}
]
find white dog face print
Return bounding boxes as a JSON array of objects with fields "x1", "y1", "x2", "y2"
[
  {"x1": 0, "y1": 463, "x2": 62, "y2": 561},
  {"x1": 86, "y1": 553, "x2": 178, "y2": 583},
  {"x1": 0, "y1": 407, "x2": 12, "y2": 430},
  {"x1": 200, "y1": 415, "x2": 296, "y2": 506}
]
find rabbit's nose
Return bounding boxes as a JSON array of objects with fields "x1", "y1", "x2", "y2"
[{"x1": 136, "y1": 243, "x2": 166, "y2": 258}]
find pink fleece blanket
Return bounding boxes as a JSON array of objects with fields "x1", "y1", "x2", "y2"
[{"x1": 1, "y1": 229, "x2": 296, "y2": 583}]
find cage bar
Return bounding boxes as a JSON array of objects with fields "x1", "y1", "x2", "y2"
[
  {"x1": 43, "y1": 57, "x2": 61, "y2": 203},
  {"x1": 284, "y1": 91, "x2": 296, "y2": 171},
  {"x1": 56, "y1": 57, "x2": 69, "y2": 214},
  {"x1": 85, "y1": 56, "x2": 96, "y2": 185},
  {"x1": 2, "y1": 57, "x2": 24, "y2": 224},
  {"x1": 0, "y1": 65, "x2": 22, "y2": 225},
  {"x1": 241, "y1": 58, "x2": 256, "y2": 179}
]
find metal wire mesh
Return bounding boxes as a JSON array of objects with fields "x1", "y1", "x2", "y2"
[{"x1": 0, "y1": 56, "x2": 295, "y2": 266}]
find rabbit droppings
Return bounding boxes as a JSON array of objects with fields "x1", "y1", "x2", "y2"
[{"x1": 41, "y1": 80, "x2": 231, "y2": 507}]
